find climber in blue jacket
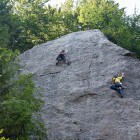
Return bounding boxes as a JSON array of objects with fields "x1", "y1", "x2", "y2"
[{"x1": 56, "y1": 50, "x2": 69, "y2": 65}]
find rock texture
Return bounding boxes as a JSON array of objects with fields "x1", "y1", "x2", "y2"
[{"x1": 20, "y1": 30, "x2": 140, "y2": 140}]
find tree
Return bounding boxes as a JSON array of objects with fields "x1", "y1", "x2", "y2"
[
  {"x1": 10, "y1": 0, "x2": 50, "y2": 52},
  {"x1": 60, "y1": 0, "x2": 79, "y2": 33},
  {"x1": 0, "y1": 0, "x2": 24, "y2": 51},
  {"x1": 0, "y1": 0, "x2": 12, "y2": 48},
  {"x1": 0, "y1": 48, "x2": 45, "y2": 139},
  {"x1": 125, "y1": 13, "x2": 140, "y2": 57},
  {"x1": 78, "y1": 0, "x2": 137, "y2": 51}
]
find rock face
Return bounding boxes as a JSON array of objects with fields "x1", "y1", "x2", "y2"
[{"x1": 20, "y1": 30, "x2": 140, "y2": 140}]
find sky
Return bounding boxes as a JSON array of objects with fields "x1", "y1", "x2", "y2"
[{"x1": 47, "y1": 0, "x2": 140, "y2": 16}]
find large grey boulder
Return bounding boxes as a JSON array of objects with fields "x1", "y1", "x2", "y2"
[{"x1": 20, "y1": 30, "x2": 140, "y2": 140}]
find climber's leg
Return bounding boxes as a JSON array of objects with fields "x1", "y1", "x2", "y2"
[
  {"x1": 62, "y1": 56, "x2": 70, "y2": 65},
  {"x1": 110, "y1": 85, "x2": 117, "y2": 91},
  {"x1": 56, "y1": 56, "x2": 61, "y2": 65},
  {"x1": 117, "y1": 87, "x2": 124, "y2": 98}
]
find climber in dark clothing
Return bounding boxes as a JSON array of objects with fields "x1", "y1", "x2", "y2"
[
  {"x1": 110, "y1": 73, "x2": 124, "y2": 98},
  {"x1": 56, "y1": 50, "x2": 69, "y2": 65}
]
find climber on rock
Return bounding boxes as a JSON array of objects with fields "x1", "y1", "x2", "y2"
[
  {"x1": 110, "y1": 72, "x2": 124, "y2": 98},
  {"x1": 56, "y1": 50, "x2": 70, "y2": 65}
]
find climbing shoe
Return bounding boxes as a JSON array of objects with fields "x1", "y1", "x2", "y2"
[
  {"x1": 66, "y1": 61, "x2": 70, "y2": 65},
  {"x1": 120, "y1": 95, "x2": 123, "y2": 98}
]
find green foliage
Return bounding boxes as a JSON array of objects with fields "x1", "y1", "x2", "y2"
[
  {"x1": 78, "y1": 0, "x2": 126, "y2": 40},
  {"x1": 0, "y1": 129, "x2": 9, "y2": 140},
  {"x1": 5, "y1": 0, "x2": 79, "y2": 52},
  {"x1": 0, "y1": 48, "x2": 19, "y2": 98},
  {"x1": 0, "y1": 0, "x2": 139, "y2": 57},
  {"x1": 0, "y1": 0, "x2": 12, "y2": 48},
  {"x1": 60, "y1": 0, "x2": 79, "y2": 33},
  {"x1": 10, "y1": 0, "x2": 50, "y2": 52},
  {"x1": 0, "y1": 25, "x2": 10, "y2": 48},
  {"x1": 125, "y1": 14, "x2": 140, "y2": 56},
  {"x1": 0, "y1": 48, "x2": 45, "y2": 139},
  {"x1": 77, "y1": 0, "x2": 140, "y2": 57}
]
